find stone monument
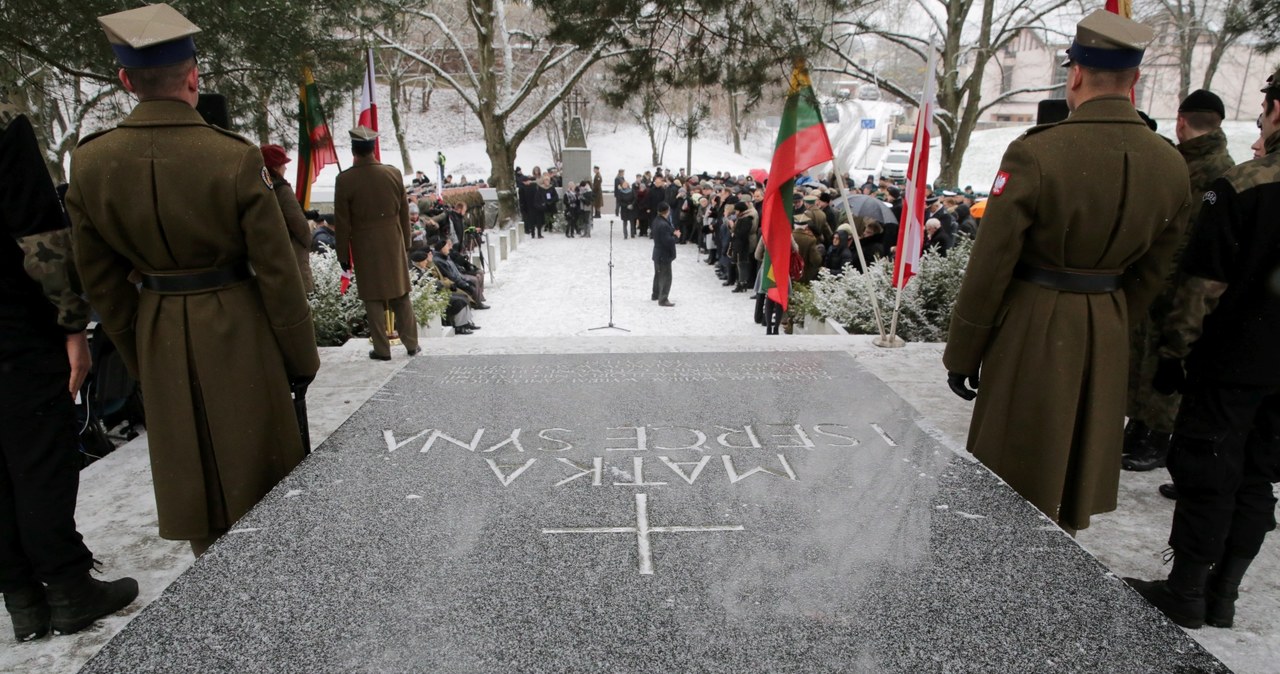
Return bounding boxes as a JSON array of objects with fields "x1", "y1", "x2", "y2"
[
  {"x1": 561, "y1": 91, "x2": 591, "y2": 188},
  {"x1": 81, "y1": 351, "x2": 1226, "y2": 672}
]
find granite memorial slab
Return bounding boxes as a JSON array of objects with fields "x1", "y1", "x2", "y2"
[{"x1": 82, "y1": 351, "x2": 1227, "y2": 673}]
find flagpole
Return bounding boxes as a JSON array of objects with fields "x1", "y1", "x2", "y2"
[
  {"x1": 832, "y1": 171, "x2": 888, "y2": 341},
  {"x1": 887, "y1": 272, "x2": 906, "y2": 345}
]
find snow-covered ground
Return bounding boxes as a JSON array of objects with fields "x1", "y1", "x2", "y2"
[{"x1": 471, "y1": 218, "x2": 764, "y2": 338}]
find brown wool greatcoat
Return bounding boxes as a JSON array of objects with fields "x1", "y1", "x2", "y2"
[
  {"x1": 66, "y1": 100, "x2": 320, "y2": 540},
  {"x1": 334, "y1": 157, "x2": 412, "y2": 301},
  {"x1": 271, "y1": 175, "x2": 314, "y2": 293},
  {"x1": 942, "y1": 96, "x2": 1191, "y2": 531}
]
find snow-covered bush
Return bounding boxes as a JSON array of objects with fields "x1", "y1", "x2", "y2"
[
  {"x1": 308, "y1": 249, "x2": 367, "y2": 347},
  {"x1": 308, "y1": 249, "x2": 453, "y2": 346},
  {"x1": 809, "y1": 238, "x2": 972, "y2": 342},
  {"x1": 410, "y1": 273, "x2": 451, "y2": 327}
]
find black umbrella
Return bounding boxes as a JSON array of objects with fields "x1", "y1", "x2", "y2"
[{"x1": 832, "y1": 193, "x2": 898, "y2": 224}]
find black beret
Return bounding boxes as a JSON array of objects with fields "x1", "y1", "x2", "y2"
[
  {"x1": 734, "y1": 201, "x2": 749, "y2": 213},
  {"x1": 1178, "y1": 89, "x2": 1225, "y2": 119}
]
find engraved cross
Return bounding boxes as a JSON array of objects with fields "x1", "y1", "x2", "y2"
[{"x1": 542, "y1": 493, "x2": 744, "y2": 575}]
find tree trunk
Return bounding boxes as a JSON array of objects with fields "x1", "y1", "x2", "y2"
[
  {"x1": 388, "y1": 71, "x2": 414, "y2": 174},
  {"x1": 484, "y1": 128, "x2": 519, "y2": 227},
  {"x1": 728, "y1": 88, "x2": 742, "y2": 155}
]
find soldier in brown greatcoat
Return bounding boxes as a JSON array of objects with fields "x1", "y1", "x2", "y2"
[
  {"x1": 334, "y1": 126, "x2": 419, "y2": 360},
  {"x1": 66, "y1": 4, "x2": 319, "y2": 557},
  {"x1": 942, "y1": 10, "x2": 1191, "y2": 533},
  {"x1": 261, "y1": 143, "x2": 315, "y2": 293}
]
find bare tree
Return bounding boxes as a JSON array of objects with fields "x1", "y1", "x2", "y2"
[
  {"x1": 817, "y1": 0, "x2": 1079, "y2": 186},
  {"x1": 372, "y1": 0, "x2": 634, "y2": 225},
  {"x1": 1141, "y1": 0, "x2": 1250, "y2": 100}
]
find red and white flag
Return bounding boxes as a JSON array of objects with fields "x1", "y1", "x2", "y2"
[
  {"x1": 892, "y1": 47, "x2": 938, "y2": 289},
  {"x1": 357, "y1": 48, "x2": 381, "y2": 161}
]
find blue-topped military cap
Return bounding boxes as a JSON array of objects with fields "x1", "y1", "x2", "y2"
[
  {"x1": 98, "y1": 3, "x2": 200, "y2": 69},
  {"x1": 1061, "y1": 10, "x2": 1153, "y2": 70}
]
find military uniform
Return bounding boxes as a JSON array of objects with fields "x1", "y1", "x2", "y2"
[
  {"x1": 0, "y1": 112, "x2": 96, "y2": 598},
  {"x1": 1126, "y1": 92, "x2": 1233, "y2": 460},
  {"x1": 333, "y1": 128, "x2": 418, "y2": 359},
  {"x1": 1124, "y1": 92, "x2": 1280, "y2": 629},
  {"x1": 62, "y1": 5, "x2": 319, "y2": 558},
  {"x1": 943, "y1": 10, "x2": 1191, "y2": 531},
  {"x1": 271, "y1": 175, "x2": 315, "y2": 293}
]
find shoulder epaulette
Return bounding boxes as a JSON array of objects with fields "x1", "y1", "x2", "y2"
[
  {"x1": 1021, "y1": 122, "x2": 1060, "y2": 138},
  {"x1": 207, "y1": 124, "x2": 254, "y2": 147},
  {"x1": 75, "y1": 127, "x2": 114, "y2": 148}
]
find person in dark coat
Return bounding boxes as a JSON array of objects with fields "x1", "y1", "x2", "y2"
[
  {"x1": 591, "y1": 166, "x2": 604, "y2": 218},
  {"x1": 410, "y1": 249, "x2": 477, "y2": 334},
  {"x1": 643, "y1": 175, "x2": 668, "y2": 238},
  {"x1": 650, "y1": 202, "x2": 678, "y2": 306},
  {"x1": 923, "y1": 217, "x2": 954, "y2": 257},
  {"x1": 1124, "y1": 69, "x2": 1280, "y2": 630},
  {"x1": 615, "y1": 181, "x2": 637, "y2": 239},
  {"x1": 2, "y1": 108, "x2": 138, "y2": 641},
  {"x1": 731, "y1": 201, "x2": 755, "y2": 292},
  {"x1": 261, "y1": 144, "x2": 313, "y2": 292},
  {"x1": 825, "y1": 229, "x2": 857, "y2": 275},
  {"x1": 311, "y1": 214, "x2": 337, "y2": 252}
]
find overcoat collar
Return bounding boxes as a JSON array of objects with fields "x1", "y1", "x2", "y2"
[
  {"x1": 118, "y1": 99, "x2": 206, "y2": 127},
  {"x1": 1063, "y1": 95, "x2": 1146, "y2": 126}
]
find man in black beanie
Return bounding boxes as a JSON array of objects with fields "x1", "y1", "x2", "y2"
[{"x1": 1123, "y1": 88, "x2": 1235, "y2": 473}]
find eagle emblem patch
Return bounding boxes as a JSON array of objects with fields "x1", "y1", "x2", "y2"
[
  {"x1": 261, "y1": 166, "x2": 273, "y2": 191},
  {"x1": 1203, "y1": 190, "x2": 1217, "y2": 205},
  {"x1": 991, "y1": 171, "x2": 1010, "y2": 196}
]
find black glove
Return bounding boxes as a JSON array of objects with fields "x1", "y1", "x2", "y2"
[
  {"x1": 1152, "y1": 358, "x2": 1185, "y2": 395},
  {"x1": 947, "y1": 372, "x2": 979, "y2": 401},
  {"x1": 289, "y1": 373, "x2": 315, "y2": 394}
]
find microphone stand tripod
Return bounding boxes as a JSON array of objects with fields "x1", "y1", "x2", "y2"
[{"x1": 589, "y1": 216, "x2": 629, "y2": 332}]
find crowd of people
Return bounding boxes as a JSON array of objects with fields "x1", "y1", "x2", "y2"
[{"x1": 518, "y1": 163, "x2": 983, "y2": 333}]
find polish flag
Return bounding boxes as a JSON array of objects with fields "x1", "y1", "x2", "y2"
[
  {"x1": 892, "y1": 47, "x2": 938, "y2": 289},
  {"x1": 358, "y1": 48, "x2": 380, "y2": 161}
]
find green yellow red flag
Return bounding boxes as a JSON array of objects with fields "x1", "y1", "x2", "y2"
[{"x1": 759, "y1": 60, "x2": 835, "y2": 311}]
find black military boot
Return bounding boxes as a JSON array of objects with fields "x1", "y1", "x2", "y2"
[
  {"x1": 1158, "y1": 482, "x2": 1178, "y2": 500},
  {"x1": 1206, "y1": 556, "x2": 1254, "y2": 628},
  {"x1": 4, "y1": 582, "x2": 50, "y2": 642},
  {"x1": 45, "y1": 572, "x2": 139, "y2": 635},
  {"x1": 1123, "y1": 418, "x2": 1150, "y2": 456},
  {"x1": 1123, "y1": 432, "x2": 1171, "y2": 471},
  {"x1": 1125, "y1": 555, "x2": 1212, "y2": 629}
]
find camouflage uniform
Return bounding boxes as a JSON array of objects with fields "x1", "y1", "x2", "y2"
[{"x1": 1127, "y1": 128, "x2": 1234, "y2": 433}]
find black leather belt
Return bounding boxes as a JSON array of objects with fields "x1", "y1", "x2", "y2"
[
  {"x1": 1013, "y1": 261, "x2": 1121, "y2": 293},
  {"x1": 140, "y1": 262, "x2": 252, "y2": 294}
]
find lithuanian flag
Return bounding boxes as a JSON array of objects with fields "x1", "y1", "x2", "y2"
[
  {"x1": 760, "y1": 60, "x2": 834, "y2": 311},
  {"x1": 295, "y1": 68, "x2": 339, "y2": 209}
]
